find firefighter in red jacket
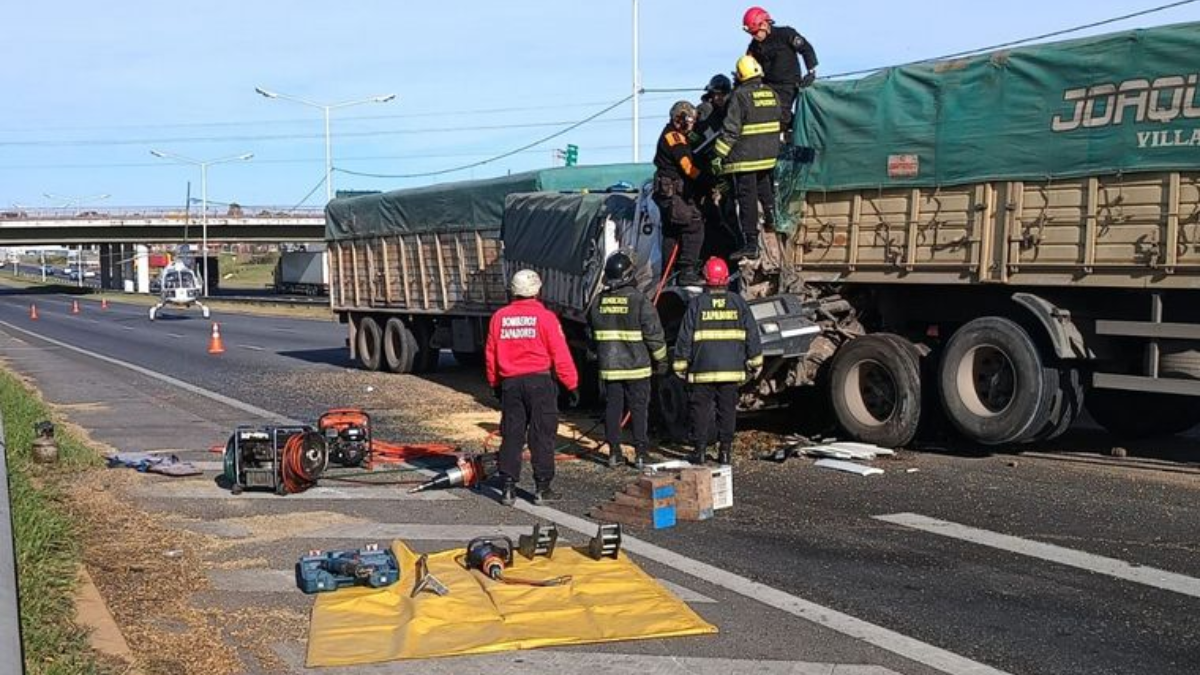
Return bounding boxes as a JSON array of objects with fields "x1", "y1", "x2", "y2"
[{"x1": 485, "y1": 269, "x2": 580, "y2": 506}]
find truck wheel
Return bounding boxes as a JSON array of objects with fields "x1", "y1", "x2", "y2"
[
  {"x1": 1086, "y1": 389, "x2": 1200, "y2": 438},
  {"x1": 938, "y1": 317, "x2": 1054, "y2": 446},
  {"x1": 383, "y1": 318, "x2": 416, "y2": 374},
  {"x1": 1030, "y1": 367, "x2": 1084, "y2": 443},
  {"x1": 411, "y1": 319, "x2": 439, "y2": 374},
  {"x1": 654, "y1": 374, "x2": 690, "y2": 443},
  {"x1": 357, "y1": 317, "x2": 384, "y2": 372},
  {"x1": 828, "y1": 334, "x2": 922, "y2": 448}
]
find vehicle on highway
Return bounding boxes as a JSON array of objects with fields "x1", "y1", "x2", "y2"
[
  {"x1": 149, "y1": 254, "x2": 210, "y2": 321},
  {"x1": 327, "y1": 23, "x2": 1200, "y2": 447},
  {"x1": 273, "y1": 248, "x2": 328, "y2": 296}
]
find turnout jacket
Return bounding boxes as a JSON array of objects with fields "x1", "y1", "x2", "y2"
[
  {"x1": 673, "y1": 289, "x2": 763, "y2": 384},
  {"x1": 588, "y1": 283, "x2": 668, "y2": 381},
  {"x1": 747, "y1": 25, "x2": 818, "y2": 88},
  {"x1": 485, "y1": 298, "x2": 579, "y2": 390},
  {"x1": 713, "y1": 78, "x2": 782, "y2": 174},
  {"x1": 653, "y1": 123, "x2": 701, "y2": 185}
]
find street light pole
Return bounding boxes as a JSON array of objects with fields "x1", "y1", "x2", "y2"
[
  {"x1": 632, "y1": 0, "x2": 640, "y2": 163},
  {"x1": 149, "y1": 150, "x2": 253, "y2": 297},
  {"x1": 254, "y1": 87, "x2": 397, "y2": 203}
]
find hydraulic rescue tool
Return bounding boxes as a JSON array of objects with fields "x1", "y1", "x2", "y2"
[
  {"x1": 408, "y1": 452, "x2": 499, "y2": 493},
  {"x1": 587, "y1": 523, "x2": 623, "y2": 560},
  {"x1": 317, "y1": 408, "x2": 372, "y2": 468},
  {"x1": 464, "y1": 536, "x2": 571, "y2": 587},
  {"x1": 517, "y1": 524, "x2": 559, "y2": 560},
  {"x1": 295, "y1": 544, "x2": 400, "y2": 594},
  {"x1": 224, "y1": 425, "x2": 328, "y2": 495}
]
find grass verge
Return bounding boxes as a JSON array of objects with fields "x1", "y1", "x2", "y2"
[{"x1": 1, "y1": 370, "x2": 110, "y2": 674}]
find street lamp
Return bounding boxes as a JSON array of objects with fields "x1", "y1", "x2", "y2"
[
  {"x1": 43, "y1": 193, "x2": 110, "y2": 287},
  {"x1": 254, "y1": 87, "x2": 397, "y2": 203},
  {"x1": 149, "y1": 150, "x2": 253, "y2": 296}
]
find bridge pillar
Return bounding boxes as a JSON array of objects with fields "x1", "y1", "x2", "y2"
[
  {"x1": 99, "y1": 244, "x2": 113, "y2": 290},
  {"x1": 116, "y1": 244, "x2": 130, "y2": 291},
  {"x1": 135, "y1": 245, "x2": 150, "y2": 294}
]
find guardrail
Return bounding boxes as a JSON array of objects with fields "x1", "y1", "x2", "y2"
[{"x1": 0, "y1": 408, "x2": 26, "y2": 673}]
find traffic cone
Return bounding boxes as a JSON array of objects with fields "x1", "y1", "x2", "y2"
[
  {"x1": 71, "y1": 300, "x2": 80, "y2": 315},
  {"x1": 208, "y1": 323, "x2": 226, "y2": 354},
  {"x1": 29, "y1": 304, "x2": 38, "y2": 320},
  {"x1": 100, "y1": 298, "x2": 109, "y2": 310}
]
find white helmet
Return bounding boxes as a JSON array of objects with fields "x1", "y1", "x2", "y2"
[{"x1": 510, "y1": 269, "x2": 542, "y2": 298}]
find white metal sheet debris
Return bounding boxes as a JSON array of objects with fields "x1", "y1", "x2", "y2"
[{"x1": 814, "y1": 459, "x2": 885, "y2": 476}]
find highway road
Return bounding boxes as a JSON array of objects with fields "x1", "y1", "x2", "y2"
[{"x1": 0, "y1": 285, "x2": 1197, "y2": 675}]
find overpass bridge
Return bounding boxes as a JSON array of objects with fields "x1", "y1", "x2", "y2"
[
  {"x1": 0, "y1": 206, "x2": 326, "y2": 293},
  {"x1": 0, "y1": 206, "x2": 325, "y2": 245}
]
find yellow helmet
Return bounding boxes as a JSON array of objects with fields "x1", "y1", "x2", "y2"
[{"x1": 735, "y1": 55, "x2": 764, "y2": 82}]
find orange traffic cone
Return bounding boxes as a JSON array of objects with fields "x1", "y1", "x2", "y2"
[
  {"x1": 71, "y1": 300, "x2": 80, "y2": 315},
  {"x1": 29, "y1": 304, "x2": 38, "y2": 320},
  {"x1": 208, "y1": 323, "x2": 226, "y2": 354},
  {"x1": 100, "y1": 298, "x2": 109, "y2": 310}
]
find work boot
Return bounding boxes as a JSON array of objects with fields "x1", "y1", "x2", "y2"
[
  {"x1": 606, "y1": 446, "x2": 622, "y2": 468},
  {"x1": 731, "y1": 242, "x2": 760, "y2": 261},
  {"x1": 534, "y1": 480, "x2": 562, "y2": 505},
  {"x1": 718, "y1": 446, "x2": 732, "y2": 466},
  {"x1": 499, "y1": 476, "x2": 516, "y2": 507},
  {"x1": 690, "y1": 448, "x2": 708, "y2": 466},
  {"x1": 632, "y1": 449, "x2": 650, "y2": 470},
  {"x1": 677, "y1": 271, "x2": 703, "y2": 288}
]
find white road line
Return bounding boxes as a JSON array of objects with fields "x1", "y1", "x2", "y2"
[
  {"x1": 0, "y1": 318, "x2": 1011, "y2": 675},
  {"x1": 875, "y1": 513, "x2": 1200, "y2": 600},
  {"x1": 167, "y1": 332, "x2": 185, "y2": 339},
  {"x1": 272, "y1": 643, "x2": 903, "y2": 675},
  {"x1": 515, "y1": 502, "x2": 1012, "y2": 675},
  {"x1": 239, "y1": 344, "x2": 266, "y2": 351},
  {"x1": 121, "y1": 326, "x2": 135, "y2": 331},
  {"x1": 0, "y1": 320, "x2": 297, "y2": 423}
]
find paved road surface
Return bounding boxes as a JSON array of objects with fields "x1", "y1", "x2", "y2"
[{"x1": 1, "y1": 286, "x2": 1197, "y2": 675}]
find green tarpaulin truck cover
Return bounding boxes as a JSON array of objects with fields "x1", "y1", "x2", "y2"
[
  {"x1": 325, "y1": 164, "x2": 652, "y2": 241},
  {"x1": 790, "y1": 22, "x2": 1200, "y2": 200}
]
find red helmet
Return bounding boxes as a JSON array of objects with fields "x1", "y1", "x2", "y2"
[
  {"x1": 703, "y1": 257, "x2": 730, "y2": 286},
  {"x1": 742, "y1": 6, "x2": 772, "y2": 33}
]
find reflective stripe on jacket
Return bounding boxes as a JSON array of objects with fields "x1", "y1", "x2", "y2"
[
  {"x1": 673, "y1": 289, "x2": 762, "y2": 384},
  {"x1": 588, "y1": 283, "x2": 667, "y2": 381}
]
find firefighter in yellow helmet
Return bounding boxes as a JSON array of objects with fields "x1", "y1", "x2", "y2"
[{"x1": 711, "y1": 55, "x2": 782, "y2": 261}]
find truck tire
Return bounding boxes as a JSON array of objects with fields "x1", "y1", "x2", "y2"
[
  {"x1": 654, "y1": 374, "x2": 690, "y2": 443},
  {"x1": 411, "y1": 319, "x2": 440, "y2": 374},
  {"x1": 1086, "y1": 389, "x2": 1200, "y2": 438},
  {"x1": 382, "y1": 318, "x2": 416, "y2": 374},
  {"x1": 357, "y1": 316, "x2": 384, "y2": 372},
  {"x1": 938, "y1": 317, "x2": 1054, "y2": 446},
  {"x1": 828, "y1": 333, "x2": 922, "y2": 448},
  {"x1": 1030, "y1": 367, "x2": 1084, "y2": 443}
]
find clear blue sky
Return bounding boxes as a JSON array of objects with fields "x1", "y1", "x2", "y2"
[{"x1": 2, "y1": 0, "x2": 1197, "y2": 208}]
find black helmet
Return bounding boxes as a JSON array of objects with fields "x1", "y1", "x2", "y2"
[
  {"x1": 704, "y1": 74, "x2": 733, "y2": 96},
  {"x1": 603, "y1": 252, "x2": 635, "y2": 286}
]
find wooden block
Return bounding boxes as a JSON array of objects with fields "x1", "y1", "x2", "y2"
[{"x1": 612, "y1": 492, "x2": 674, "y2": 510}]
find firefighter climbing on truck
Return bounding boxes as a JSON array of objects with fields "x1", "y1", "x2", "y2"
[
  {"x1": 653, "y1": 100, "x2": 706, "y2": 287},
  {"x1": 713, "y1": 55, "x2": 783, "y2": 261},
  {"x1": 588, "y1": 251, "x2": 669, "y2": 470},
  {"x1": 742, "y1": 5, "x2": 819, "y2": 137},
  {"x1": 693, "y1": 74, "x2": 740, "y2": 261}
]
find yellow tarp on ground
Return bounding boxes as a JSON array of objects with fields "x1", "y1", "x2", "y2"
[{"x1": 306, "y1": 539, "x2": 717, "y2": 667}]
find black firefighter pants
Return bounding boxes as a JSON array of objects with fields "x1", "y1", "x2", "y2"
[
  {"x1": 657, "y1": 193, "x2": 705, "y2": 281},
  {"x1": 732, "y1": 170, "x2": 777, "y2": 245},
  {"x1": 770, "y1": 83, "x2": 799, "y2": 137},
  {"x1": 604, "y1": 378, "x2": 651, "y2": 456},
  {"x1": 688, "y1": 382, "x2": 739, "y2": 453},
  {"x1": 499, "y1": 373, "x2": 558, "y2": 484}
]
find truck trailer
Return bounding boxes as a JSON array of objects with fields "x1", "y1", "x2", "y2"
[{"x1": 327, "y1": 22, "x2": 1200, "y2": 447}]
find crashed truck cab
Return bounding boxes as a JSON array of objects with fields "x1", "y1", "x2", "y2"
[{"x1": 500, "y1": 181, "x2": 819, "y2": 422}]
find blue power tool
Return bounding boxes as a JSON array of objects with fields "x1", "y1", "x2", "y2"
[{"x1": 295, "y1": 544, "x2": 400, "y2": 594}]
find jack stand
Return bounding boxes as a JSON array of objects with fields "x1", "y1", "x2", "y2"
[
  {"x1": 410, "y1": 554, "x2": 449, "y2": 598},
  {"x1": 587, "y1": 523, "x2": 622, "y2": 560},
  {"x1": 517, "y1": 524, "x2": 559, "y2": 560}
]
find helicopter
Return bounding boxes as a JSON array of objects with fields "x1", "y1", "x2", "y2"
[{"x1": 148, "y1": 244, "x2": 211, "y2": 321}]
